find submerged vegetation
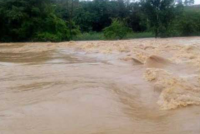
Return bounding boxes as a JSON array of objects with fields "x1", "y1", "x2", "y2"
[{"x1": 0, "y1": 0, "x2": 199, "y2": 42}]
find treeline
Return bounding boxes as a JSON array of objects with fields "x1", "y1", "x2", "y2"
[{"x1": 0, "y1": 0, "x2": 199, "y2": 42}]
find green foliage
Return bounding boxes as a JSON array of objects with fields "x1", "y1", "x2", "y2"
[
  {"x1": 73, "y1": 32, "x2": 105, "y2": 41},
  {"x1": 125, "y1": 32, "x2": 154, "y2": 39},
  {"x1": 73, "y1": 0, "x2": 112, "y2": 32},
  {"x1": 66, "y1": 20, "x2": 81, "y2": 39},
  {"x1": 73, "y1": 32, "x2": 154, "y2": 41},
  {"x1": 73, "y1": 9, "x2": 95, "y2": 32},
  {"x1": 36, "y1": 32, "x2": 63, "y2": 42},
  {"x1": 0, "y1": 0, "x2": 79, "y2": 42},
  {"x1": 127, "y1": 2, "x2": 147, "y2": 32},
  {"x1": 141, "y1": 0, "x2": 176, "y2": 37},
  {"x1": 175, "y1": 10, "x2": 200, "y2": 36},
  {"x1": 73, "y1": 0, "x2": 132, "y2": 32},
  {"x1": 34, "y1": 6, "x2": 70, "y2": 42},
  {"x1": 0, "y1": 0, "x2": 200, "y2": 42},
  {"x1": 103, "y1": 19, "x2": 131, "y2": 40}
]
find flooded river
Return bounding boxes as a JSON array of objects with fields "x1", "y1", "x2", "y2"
[{"x1": 1, "y1": 39, "x2": 200, "y2": 134}]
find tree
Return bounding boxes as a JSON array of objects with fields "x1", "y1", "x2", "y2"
[
  {"x1": 175, "y1": 9, "x2": 200, "y2": 36},
  {"x1": 0, "y1": 0, "x2": 79, "y2": 42},
  {"x1": 141, "y1": 0, "x2": 176, "y2": 37},
  {"x1": 184, "y1": 0, "x2": 194, "y2": 6},
  {"x1": 103, "y1": 19, "x2": 131, "y2": 39},
  {"x1": 73, "y1": 8, "x2": 95, "y2": 32},
  {"x1": 127, "y1": 2, "x2": 147, "y2": 32},
  {"x1": 0, "y1": 0, "x2": 198, "y2": 42}
]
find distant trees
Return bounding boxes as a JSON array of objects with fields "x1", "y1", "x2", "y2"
[
  {"x1": 0, "y1": 0, "x2": 80, "y2": 42},
  {"x1": 73, "y1": 0, "x2": 129, "y2": 32},
  {"x1": 127, "y1": 2, "x2": 147, "y2": 32},
  {"x1": 184, "y1": 0, "x2": 194, "y2": 6},
  {"x1": 141, "y1": 0, "x2": 176, "y2": 37},
  {"x1": 0, "y1": 0, "x2": 199, "y2": 42},
  {"x1": 175, "y1": 7, "x2": 200, "y2": 36},
  {"x1": 103, "y1": 19, "x2": 131, "y2": 39}
]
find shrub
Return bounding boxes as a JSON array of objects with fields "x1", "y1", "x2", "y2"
[
  {"x1": 35, "y1": 13, "x2": 80, "y2": 42},
  {"x1": 66, "y1": 20, "x2": 81, "y2": 39},
  {"x1": 73, "y1": 32, "x2": 104, "y2": 41},
  {"x1": 103, "y1": 19, "x2": 131, "y2": 40}
]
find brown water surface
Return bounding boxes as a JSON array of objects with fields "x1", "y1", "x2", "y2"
[{"x1": 1, "y1": 40, "x2": 200, "y2": 134}]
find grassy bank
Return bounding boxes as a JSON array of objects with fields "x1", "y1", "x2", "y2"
[
  {"x1": 124, "y1": 32, "x2": 154, "y2": 39},
  {"x1": 73, "y1": 32, "x2": 154, "y2": 41}
]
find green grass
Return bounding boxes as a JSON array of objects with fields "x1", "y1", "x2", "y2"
[
  {"x1": 125, "y1": 32, "x2": 154, "y2": 39},
  {"x1": 73, "y1": 32, "x2": 154, "y2": 41}
]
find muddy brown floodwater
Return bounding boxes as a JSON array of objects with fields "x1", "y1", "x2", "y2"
[{"x1": 1, "y1": 37, "x2": 200, "y2": 134}]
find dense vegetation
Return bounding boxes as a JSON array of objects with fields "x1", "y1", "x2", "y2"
[{"x1": 0, "y1": 0, "x2": 199, "y2": 42}]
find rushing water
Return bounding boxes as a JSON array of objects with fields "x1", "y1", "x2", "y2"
[{"x1": 0, "y1": 43, "x2": 200, "y2": 134}]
